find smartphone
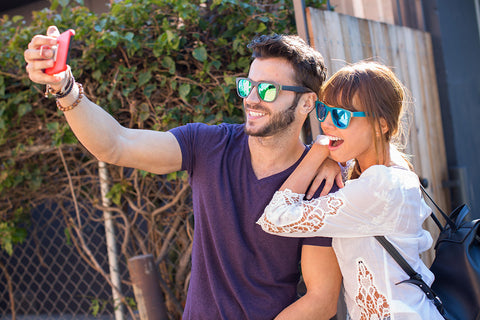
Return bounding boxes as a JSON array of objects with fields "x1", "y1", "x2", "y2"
[{"x1": 44, "y1": 29, "x2": 75, "y2": 75}]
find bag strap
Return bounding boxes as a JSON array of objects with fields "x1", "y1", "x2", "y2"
[
  {"x1": 420, "y1": 184, "x2": 456, "y2": 231},
  {"x1": 375, "y1": 236, "x2": 446, "y2": 317}
]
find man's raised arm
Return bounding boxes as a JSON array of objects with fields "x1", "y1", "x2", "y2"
[{"x1": 24, "y1": 26, "x2": 182, "y2": 174}]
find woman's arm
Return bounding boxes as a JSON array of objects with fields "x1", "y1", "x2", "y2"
[
  {"x1": 280, "y1": 142, "x2": 330, "y2": 193},
  {"x1": 258, "y1": 165, "x2": 405, "y2": 238}
]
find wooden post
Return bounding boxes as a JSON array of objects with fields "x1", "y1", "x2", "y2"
[
  {"x1": 128, "y1": 255, "x2": 168, "y2": 320},
  {"x1": 293, "y1": 0, "x2": 310, "y2": 43}
]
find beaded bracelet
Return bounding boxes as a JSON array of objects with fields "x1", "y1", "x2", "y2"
[{"x1": 56, "y1": 83, "x2": 84, "y2": 112}]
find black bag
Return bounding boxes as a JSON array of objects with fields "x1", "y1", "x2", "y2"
[
  {"x1": 426, "y1": 189, "x2": 480, "y2": 320},
  {"x1": 376, "y1": 186, "x2": 480, "y2": 320}
]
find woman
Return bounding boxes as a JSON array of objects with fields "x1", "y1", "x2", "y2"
[{"x1": 256, "y1": 61, "x2": 444, "y2": 319}]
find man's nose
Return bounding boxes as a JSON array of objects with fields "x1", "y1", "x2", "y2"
[{"x1": 245, "y1": 86, "x2": 261, "y2": 104}]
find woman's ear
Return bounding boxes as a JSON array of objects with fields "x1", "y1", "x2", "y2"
[{"x1": 380, "y1": 117, "x2": 389, "y2": 134}]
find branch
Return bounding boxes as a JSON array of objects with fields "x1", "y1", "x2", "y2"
[
  {"x1": 0, "y1": 260, "x2": 15, "y2": 320},
  {"x1": 0, "y1": 143, "x2": 77, "y2": 159},
  {"x1": 57, "y1": 147, "x2": 137, "y2": 319}
]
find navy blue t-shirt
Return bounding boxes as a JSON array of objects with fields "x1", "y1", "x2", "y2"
[{"x1": 170, "y1": 123, "x2": 334, "y2": 319}]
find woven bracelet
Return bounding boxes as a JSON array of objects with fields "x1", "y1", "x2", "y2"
[{"x1": 56, "y1": 83, "x2": 84, "y2": 112}]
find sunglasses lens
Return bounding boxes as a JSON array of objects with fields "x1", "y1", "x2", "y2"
[
  {"x1": 237, "y1": 79, "x2": 252, "y2": 98},
  {"x1": 332, "y1": 109, "x2": 350, "y2": 129},
  {"x1": 317, "y1": 102, "x2": 327, "y2": 121},
  {"x1": 258, "y1": 83, "x2": 277, "y2": 102}
]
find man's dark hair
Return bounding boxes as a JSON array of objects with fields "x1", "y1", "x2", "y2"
[{"x1": 247, "y1": 34, "x2": 327, "y2": 95}]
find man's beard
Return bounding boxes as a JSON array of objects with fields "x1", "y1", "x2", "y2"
[{"x1": 244, "y1": 96, "x2": 300, "y2": 137}]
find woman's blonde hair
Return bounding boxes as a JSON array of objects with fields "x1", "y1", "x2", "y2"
[{"x1": 320, "y1": 61, "x2": 412, "y2": 178}]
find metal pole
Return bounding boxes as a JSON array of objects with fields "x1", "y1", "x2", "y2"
[
  {"x1": 475, "y1": 0, "x2": 480, "y2": 44},
  {"x1": 99, "y1": 161, "x2": 125, "y2": 320},
  {"x1": 395, "y1": 0, "x2": 404, "y2": 26},
  {"x1": 128, "y1": 254, "x2": 168, "y2": 320}
]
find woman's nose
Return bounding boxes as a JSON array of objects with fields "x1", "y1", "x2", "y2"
[{"x1": 321, "y1": 111, "x2": 335, "y2": 129}]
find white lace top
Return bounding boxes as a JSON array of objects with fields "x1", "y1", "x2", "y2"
[{"x1": 257, "y1": 162, "x2": 444, "y2": 319}]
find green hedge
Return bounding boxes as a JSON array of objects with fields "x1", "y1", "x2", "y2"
[{"x1": 0, "y1": 0, "x2": 326, "y2": 254}]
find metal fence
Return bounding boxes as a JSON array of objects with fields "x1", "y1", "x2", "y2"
[
  {"x1": 1, "y1": 143, "x2": 193, "y2": 319},
  {"x1": 0, "y1": 200, "x2": 132, "y2": 319}
]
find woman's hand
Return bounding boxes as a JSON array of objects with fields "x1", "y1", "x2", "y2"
[
  {"x1": 24, "y1": 26, "x2": 67, "y2": 91},
  {"x1": 306, "y1": 158, "x2": 344, "y2": 199},
  {"x1": 305, "y1": 135, "x2": 344, "y2": 199}
]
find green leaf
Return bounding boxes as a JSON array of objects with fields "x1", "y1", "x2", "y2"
[
  {"x1": 167, "y1": 172, "x2": 177, "y2": 181},
  {"x1": 64, "y1": 228, "x2": 72, "y2": 246},
  {"x1": 256, "y1": 22, "x2": 267, "y2": 33},
  {"x1": 92, "y1": 70, "x2": 102, "y2": 81},
  {"x1": 211, "y1": 60, "x2": 221, "y2": 70},
  {"x1": 137, "y1": 71, "x2": 152, "y2": 87},
  {"x1": 124, "y1": 32, "x2": 134, "y2": 42},
  {"x1": 59, "y1": 0, "x2": 69, "y2": 8},
  {"x1": 138, "y1": 102, "x2": 150, "y2": 122},
  {"x1": 162, "y1": 56, "x2": 176, "y2": 74},
  {"x1": 0, "y1": 76, "x2": 5, "y2": 97},
  {"x1": 178, "y1": 83, "x2": 191, "y2": 100},
  {"x1": 192, "y1": 46, "x2": 208, "y2": 62},
  {"x1": 144, "y1": 84, "x2": 156, "y2": 98},
  {"x1": 46, "y1": 122, "x2": 60, "y2": 132},
  {"x1": 90, "y1": 298, "x2": 100, "y2": 316},
  {"x1": 12, "y1": 16, "x2": 24, "y2": 24},
  {"x1": 50, "y1": 0, "x2": 59, "y2": 10},
  {"x1": 18, "y1": 103, "x2": 32, "y2": 117}
]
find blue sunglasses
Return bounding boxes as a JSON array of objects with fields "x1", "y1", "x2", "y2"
[{"x1": 315, "y1": 101, "x2": 367, "y2": 129}]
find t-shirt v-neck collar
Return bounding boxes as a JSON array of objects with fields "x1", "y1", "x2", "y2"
[{"x1": 244, "y1": 136, "x2": 309, "y2": 183}]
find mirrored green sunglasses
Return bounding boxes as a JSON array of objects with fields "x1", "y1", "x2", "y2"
[
  {"x1": 236, "y1": 77, "x2": 313, "y2": 102},
  {"x1": 315, "y1": 101, "x2": 367, "y2": 129}
]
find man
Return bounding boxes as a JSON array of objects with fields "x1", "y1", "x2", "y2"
[{"x1": 25, "y1": 27, "x2": 342, "y2": 319}]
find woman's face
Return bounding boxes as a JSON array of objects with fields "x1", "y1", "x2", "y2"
[{"x1": 320, "y1": 97, "x2": 383, "y2": 172}]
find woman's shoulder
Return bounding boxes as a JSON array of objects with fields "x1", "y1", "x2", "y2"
[{"x1": 360, "y1": 165, "x2": 419, "y2": 191}]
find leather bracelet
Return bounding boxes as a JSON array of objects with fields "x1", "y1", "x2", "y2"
[
  {"x1": 44, "y1": 67, "x2": 73, "y2": 98},
  {"x1": 55, "y1": 76, "x2": 74, "y2": 99},
  {"x1": 56, "y1": 83, "x2": 84, "y2": 112}
]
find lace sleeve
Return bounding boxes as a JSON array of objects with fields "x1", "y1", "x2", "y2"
[{"x1": 257, "y1": 189, "x2": 344, "y2": 236}]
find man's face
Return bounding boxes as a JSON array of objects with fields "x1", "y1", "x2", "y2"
[{"x1": 242, "y1": 57, "x2": 301, "y2": 137}]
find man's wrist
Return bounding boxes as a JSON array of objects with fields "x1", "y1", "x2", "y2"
[{"x1": 44, "y1": 66, "x2": 72, "y2": 97}]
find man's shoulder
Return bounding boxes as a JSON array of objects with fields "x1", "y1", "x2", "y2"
[
  {"x1": 170, "y1": 122, "x2": 246, "y2": 153},
  {"x1": 171, "y1": 122, "x2": 244, "y2": 135}
]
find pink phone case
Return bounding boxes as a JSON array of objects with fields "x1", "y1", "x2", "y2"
[{"x1": 44, "y1": 29, "x2": 75, "y2": 75}]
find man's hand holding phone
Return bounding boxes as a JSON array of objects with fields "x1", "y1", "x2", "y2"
[{"x1": 24, "y1": 26, "x2": 74, "y2": 92}]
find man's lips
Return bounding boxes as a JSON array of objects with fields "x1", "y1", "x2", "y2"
[{"x1": 246, "y1": 109, "x2": 267, "y2": 119}]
